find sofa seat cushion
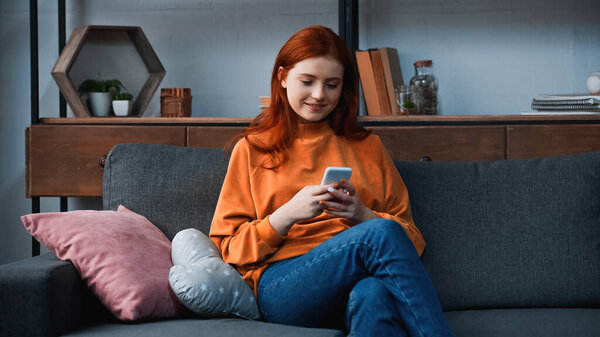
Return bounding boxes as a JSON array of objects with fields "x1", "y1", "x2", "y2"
[
  {"x1": 445, "y1": 308, "x2": 600, "y2": 337},
  {"x1": 63, "y1": 318, "x2": 345, "y2": 337}
]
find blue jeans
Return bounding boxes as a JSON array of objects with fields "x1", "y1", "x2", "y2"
[{"x1": 257, "y1": 218, "x2": 455, "y2": 337}]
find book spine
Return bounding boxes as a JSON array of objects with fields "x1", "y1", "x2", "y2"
[
  {"x1": 379, "y1": 48, "x2": 399, "y2": 115},
  {"x1": 533, "y1": 97, "x2": 600, "y2": 104},
  {"x1": 532, "y1": 103, "x2": 600, "y2": 110},
  {"x1": 355, "y1": 50, "x2": 382, "y2": 116},
  {"x1": 369, "y1": 49, "x2": 392, "y2": 116}
]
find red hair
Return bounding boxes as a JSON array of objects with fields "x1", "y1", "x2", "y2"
[{"x1": 226, "y1": 25, "x2": 369, "y2": 169}]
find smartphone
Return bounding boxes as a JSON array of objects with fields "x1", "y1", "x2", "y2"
[{"x1": 320, "y1": 167, "x2": 352, "y2": 186}]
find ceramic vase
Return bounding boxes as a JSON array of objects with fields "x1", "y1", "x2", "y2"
[
  {"x1": 587, "y1": 72, "x2": 600, "y2": 95},
  {"x1": 112, "y1": 100, "x2": 131, "y2": 117},
  {"x1": 88, "y1": 92, "x2": 112, "y2": 117}
]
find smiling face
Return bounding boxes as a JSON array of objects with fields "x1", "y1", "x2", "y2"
[{"x1": 280, "y1": 56, "x2": 344, "y2": 123}]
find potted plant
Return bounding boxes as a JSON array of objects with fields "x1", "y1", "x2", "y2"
[
  {"x1": 112, "y1": 92, "x2": 134, "y2": 117},
  {"x1": 78, "y1": 75, "x2": 125, "y2": 116}
]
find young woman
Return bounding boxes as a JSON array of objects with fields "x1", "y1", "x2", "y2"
[{"x1": 209, "y1": 25, "x2": 454, "y2": 337}]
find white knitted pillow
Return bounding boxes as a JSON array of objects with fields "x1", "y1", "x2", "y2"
[{"x1": 169, "y1": 228, "x2": 261, "y2": 320}]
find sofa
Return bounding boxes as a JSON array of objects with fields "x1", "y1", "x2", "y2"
[{"x1": 1, "y1": 143, "x2": 599, "y2": 337}]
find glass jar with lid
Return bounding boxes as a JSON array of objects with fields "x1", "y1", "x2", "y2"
[{"x1": 409, "y1": 60, "x2": 438, "y2": 115}]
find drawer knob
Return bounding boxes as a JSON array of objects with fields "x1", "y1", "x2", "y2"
[
  {"x1": 99, "y1": 155, "x2": 107, "y2": 168},
  {"x1": 420, "y1": 156, "x2": 432, "y2": 162}
]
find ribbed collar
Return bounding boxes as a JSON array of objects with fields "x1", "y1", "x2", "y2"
[{"x1": 297, "y1": 120, "x2": 332, "y2": 139}]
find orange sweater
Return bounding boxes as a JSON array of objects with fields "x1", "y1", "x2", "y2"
[{"x1": 209, "y1": 120, "x2": 425, "y2": 293}]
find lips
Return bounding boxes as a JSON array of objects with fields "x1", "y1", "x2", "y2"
[{"x1": 305, "y1": 102, "x2": 326, "y2": 111}]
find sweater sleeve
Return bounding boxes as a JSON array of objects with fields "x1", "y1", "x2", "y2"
[
  {"x1": 372, "y1": 140, "x2": 426, "y2": 256},
  {"x1": 209, "y1": 140, "x2": 286, "y2": 267}
]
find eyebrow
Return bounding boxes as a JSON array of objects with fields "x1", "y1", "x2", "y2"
[{"x1": 298, "y1": 73, "x2": 342, "y2": 81}]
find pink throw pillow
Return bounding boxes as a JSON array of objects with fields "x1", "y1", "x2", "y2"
[{"x1": 21, "y1": 205, "x2": 187, "y2": 321}]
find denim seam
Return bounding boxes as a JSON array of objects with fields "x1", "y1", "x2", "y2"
[
  {"x1": 258, "y1": 240, "x2": 426, "y2": 337},
  {"x1": 347, "y1": 290, "x2": 356, "y2": 337}
]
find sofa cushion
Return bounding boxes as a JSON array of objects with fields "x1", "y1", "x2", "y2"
[
  {"x1": 169, "y1": 228, "x2": 261, "y2": 320},
  {"x1": 395, "y1": 152, "x2": 600, "y2": 311},
  {"x1": 64, "y1": 318, "x2": 345, "y2": 337},
  {"x1": 103, "y1": 144, "x2": 229, "y2": 239},
  {"x1": 445, "y1": 308, "x2": 600, "y2": 337},
  {"x1": 21, "y1": 205, "x2": 187, "y2": 321}
]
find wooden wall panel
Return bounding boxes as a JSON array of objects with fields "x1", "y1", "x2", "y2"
[
  {"x1": 27, "y1": 125, "x2": 186, "y2": 197},
  {"x1": 371, "y1": 126, "x2": 506, "y2": 162},
  {"x1": 507, "y1": 124, "x2": 600, "y2": 159}
]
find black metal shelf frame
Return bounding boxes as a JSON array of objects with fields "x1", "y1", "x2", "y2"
[{"x1": 28, "y1": 0, "x2": 359, "y2": 256}]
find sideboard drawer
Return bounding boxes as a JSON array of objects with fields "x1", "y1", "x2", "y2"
[
  {"x1": 26, "y1": 125, "x2": 186, "y2": 197},
  {"x1": 187, "y1": 126, "x2": 246, "y2": 148},
  {"x1": 507, "y1": 124, "x2": 600, "y2": 159},
  {"x1": 370, "y1": 126, "x2": 506, "y2": 162}
]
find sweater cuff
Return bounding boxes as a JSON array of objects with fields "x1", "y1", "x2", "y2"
[{"x1": 256, "y1": 217, "x2": 286, "y2": 248}]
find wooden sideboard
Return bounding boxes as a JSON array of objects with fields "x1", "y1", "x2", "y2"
[{"x1": 26, "y1": 115, "x2": 600, "y2": 198}]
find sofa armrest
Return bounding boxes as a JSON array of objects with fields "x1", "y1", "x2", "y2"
[{"x1": 0, "y1": 253, "x2": 109, "y2": 337}]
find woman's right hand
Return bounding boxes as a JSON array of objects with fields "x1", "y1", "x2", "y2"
[{"x1": 269, "y1": 184, "x2": 336, "y2": 236}]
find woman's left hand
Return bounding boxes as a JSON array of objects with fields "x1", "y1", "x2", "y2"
[{"x1": 319, "y1": 179, "x2": 378, "y2": 224}]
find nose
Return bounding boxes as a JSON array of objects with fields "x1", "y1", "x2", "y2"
[{"x1": 311, "y1": 83, "x2": 325, "y2": 101}]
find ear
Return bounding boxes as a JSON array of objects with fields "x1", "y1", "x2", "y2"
[{"x1": 278, "y1": 66, "x2": 287, "y2": 88}]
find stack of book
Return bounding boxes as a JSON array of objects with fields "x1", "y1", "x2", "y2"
[
  {"x1": 355, "y1": 48, "x2": 404, "y2": 116},
  {"x1": 530, "y1": 94, "x2": 600, "y2": 112}
]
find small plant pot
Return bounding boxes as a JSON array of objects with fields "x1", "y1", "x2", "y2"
[
  {"x1": 88, "y1": 92, "x2": 112, "y2": 117},
  {"x1": 112, "y1": 100, "x2": 131, "y2": 117}
]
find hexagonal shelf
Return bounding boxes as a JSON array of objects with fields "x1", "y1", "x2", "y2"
[{"x1": 51, "y1": 25, "x2": 165, "y2": 117}]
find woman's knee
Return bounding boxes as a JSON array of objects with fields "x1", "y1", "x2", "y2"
[
  {"x1": 344, "y1": 218, "x2": 420, "y2": 262},
  {"x1": 352, "y1": 218, "x2": 410, "y2": 243}
]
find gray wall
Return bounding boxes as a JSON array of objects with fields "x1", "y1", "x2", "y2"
[
  {"x1": 360, "y1": 0, "x2": 600, "y2": 115},
  {"x1": 1, "y1": 0, "x2": 599, "y2": 264}
]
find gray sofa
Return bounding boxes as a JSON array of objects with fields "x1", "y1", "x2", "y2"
[{"x1": 1, "y1": 143, "x2": 599, "y2": 337}]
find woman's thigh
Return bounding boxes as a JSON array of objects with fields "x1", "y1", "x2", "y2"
[{"x1": 256, "y1": 218, "x2": 411, "y2": 329}]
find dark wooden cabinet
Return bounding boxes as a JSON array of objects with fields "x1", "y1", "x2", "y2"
[
  {"x1": 187, "y1": 126, "x2": 246, "y2": 148},
  {"x1": 370, "y1": 126, "x2": 506, "y2": 162},
  {"x1": 26, "y1": 115, "x2": 600, "y2": 197},
  {"x1": 26, "y1": 125, "x2": 186, "y2": 197},
  {"x1": 507, "y1": 124, "x2": 600, "y2": 159}
]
